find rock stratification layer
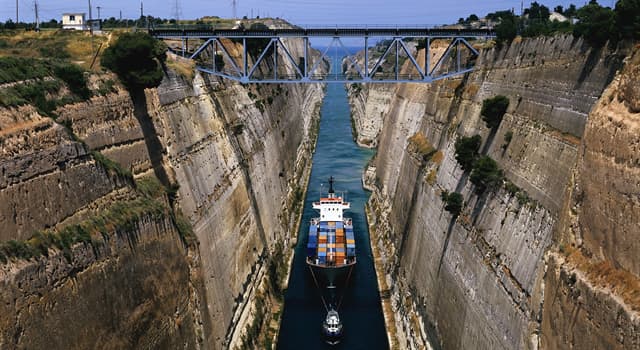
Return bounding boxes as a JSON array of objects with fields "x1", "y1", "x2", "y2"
[
  {"x1": 0, "y1": 37, "x2": 324, "y2": 349},
  {"x1": 357, "y1": 35, "x2": 637, "y2": 349}
]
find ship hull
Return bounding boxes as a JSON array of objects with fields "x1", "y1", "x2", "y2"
[{"x1": 307, "y1": 260, "x2": 355, "y2": 287}]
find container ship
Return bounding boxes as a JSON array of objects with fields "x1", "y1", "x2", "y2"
[{"x1": 306, "y1": 177, "x2": 356, "y2": 287}]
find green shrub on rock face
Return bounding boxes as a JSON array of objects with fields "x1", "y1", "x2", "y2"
[
  {"x1": 455, "y1": 135, "x2": 482, "y2": 172},
  {"x1": 101, "y1": 32, "x2": 167, "y2": 90},
  {"x1": 470, "y1": 156, "x2": 504, "y2": 192},
  {"x1": 481, "y1": 95, "x2": 509, "y2": 129},
  {"x1": 441, "y1": 191, "x2": 464, "y2": 218}
]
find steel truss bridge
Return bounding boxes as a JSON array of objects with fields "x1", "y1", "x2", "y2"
[{"x1": 150, "y1": 26, "x2": 495, "y2": 84}]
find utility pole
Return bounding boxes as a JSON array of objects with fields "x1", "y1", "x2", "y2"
[
  {"x1": 88, "y1": 0, "x2": 93, "y2": 32},
  {"x1": 34, "y1": 1, "x2": 40, "y2": 31},
  {"x1": 232, "y1": 0, "x2": 237, "y2": 19},
  {"x1": 16, "y1": 0, "x2": 19, "y2": 23},
  {"x1": 119, "y1": 10, "x2": 122, "y2": 21},
  {"x1": 97, "y1": 6, "x2": 101, "y2": 20}
]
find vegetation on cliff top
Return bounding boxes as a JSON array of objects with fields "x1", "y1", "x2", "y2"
[
  {"x1": 0, "y1": 56, "x2": 94, "y2": 119},
  {"x1": 491, "y1": 0, "x2": 640, "y2": 47},
  {"x1": 101, "y1": 32, "x2": 167, "y2": 89}
]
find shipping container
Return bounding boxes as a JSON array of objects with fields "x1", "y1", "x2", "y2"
[{"x1": 336, "y1": 222, "x2": 344, "y2": 229}]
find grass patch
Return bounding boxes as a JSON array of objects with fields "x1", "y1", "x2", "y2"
[
  {"x1": 135, "y1": 176, "x2": 166, "y2": 198},
  {"x1": 0, "y1": 30, "x2": 107, "y2": 70},
  {"x1": 91, "y1": 150, "x2": 133, "y2": 179},
  {"x1": 0, "y1": 56, "x2": 51, "y2": 83},
  {"x1": 166, "y1": 55, "x2": 195, "y2": 81},
  {"x1": 0, "y1": 195, "x2": 167, "y2": 264},
  {"x1": 96, "y1": 79, "x2": 117, "y2": 96},
  {"x1": 565, "y1": 248, "x2": 640, "y2": 313},
  {"x1": 408, "y1": 131, "x2": 436, "y2": 161},
  {"x1": 426, "y1": 169, "x2": 438, "y2": 185}
]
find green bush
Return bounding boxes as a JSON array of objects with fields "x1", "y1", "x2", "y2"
[
  {"x1": 615, "y1": 0, "x2": 640, "y2": 41},
  {"x1": 573, "y1": 1, "x2": 616, "y2": 47},
  {"x1": 494, "y1": 13, "x2": 518, "y2": 46},
  {"x1": 53, "y1": 64, "x2": 91, "y2": 100},
  {"x1": 454, "y1": 135, "x2": 482, "y2": 172},
  {"x1": 470, "y1": 156, "x2": 504, "y2": 192},
  {"x1": 481, "y1": 96, "x2": 509, "y2": 129},
  {"x1": 0, "y1": 57, "x2": 51, "y2": 83},
  {"x1": 101, "y1": 32, "x2": 167, "y2": 90},
  {"x1": 441, "y1": 191, "x2": 464, "y2": 217}
]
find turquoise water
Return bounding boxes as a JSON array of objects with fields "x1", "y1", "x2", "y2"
[{"x1": 277, "y1": 50, "x2": 389, "y2": 349}]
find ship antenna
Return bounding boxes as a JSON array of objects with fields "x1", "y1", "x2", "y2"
[{"x1": 328, "y1": 176, "x2": 335, "y2": 195}]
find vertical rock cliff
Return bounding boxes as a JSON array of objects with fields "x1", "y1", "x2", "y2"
[
  {"x1": 357, "y1": 35, "x2": 635, "y2": 349},
  {"x1": 0, "y1": 35, "x2": 325, "y2": 349},
  {"x1": 541, "y1": 47, "x2": 640, "y2": 350}
]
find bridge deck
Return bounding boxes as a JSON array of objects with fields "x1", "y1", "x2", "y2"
[{"x1": 150, "y1": 27, "x2": 495, "y2": 38}]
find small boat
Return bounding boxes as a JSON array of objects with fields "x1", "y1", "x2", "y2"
[{"x1": 322, "y1": 309, "x2": 343, "y2": 345}]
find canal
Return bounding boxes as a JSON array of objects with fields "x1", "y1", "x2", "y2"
[{"x1": 277, "y1": 49, "x2": 389, "y2": 350}]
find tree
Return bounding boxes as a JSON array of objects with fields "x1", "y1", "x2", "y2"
[
  {"x1": 466, "y1": 14, "x2": 479, "y2": 22},
  {"x1": 554, "y1": 5, "x2": 564, "y2": 14},
  {"x1": 615, "y1": 0, "x2": 640, "y2": 41},
  {"x1": 101, "y1": 32, "x2": 167, "y2": 90},
  {"x1": 573, "y1": 2, "x2": 615, "y2": 47},
  {"x1": 470, "y1": 156, "x2": 504, "y2": 192},
  {"x1": 454, "y1": 135, "x2": 482, "y2": 172},
  {"x1": 564, "y1": 4, "x2": 578, "y2": 17},
  {"x1": 244, "y1": 22, "x2": 271, "y2": 57},
  {"x1": 528, "y1": 2, "x2": 550, "y2": 20},
  {"x1": 441, "y1": 191, "x2": 464, "y2": 217},
  {"x1": 495, "y1": 14, "x2": 518, "y2": 45},
  {"x1": 481, "y1": 95, "x2": 509, "y2": 129}
]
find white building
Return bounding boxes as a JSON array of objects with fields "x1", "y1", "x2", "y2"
[
  {"x1": 549, "y1": 12, "x2": 569, "y2": 22},
  {"x1": 62, "y1": 13, "x2": 87, "y2": 30}
]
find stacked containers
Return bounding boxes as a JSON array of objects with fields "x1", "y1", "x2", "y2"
[
  {"x1": 307, "y1": 224, "x2": 318, "y2": 257},
  {"x1": 318, "y1": 243, "x2": 327, "y2": 265},
  {"x1": 346, "y1": 225, "x2": 355, "y2": 257},
  {"x1": 318, "y1": 222, "x2": 328, "y2": 264}
]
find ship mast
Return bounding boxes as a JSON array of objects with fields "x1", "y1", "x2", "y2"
[{"x1": 328, "y1": 176, "x2": 335, "y2": 198}]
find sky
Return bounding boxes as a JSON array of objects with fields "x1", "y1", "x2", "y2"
[{"x1": 3, "y1": 0, "x2": 616, "y2": 26}]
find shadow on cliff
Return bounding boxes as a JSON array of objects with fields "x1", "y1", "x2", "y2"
[
  {"x1": 130, "y1": 88, "x2": 171, "y2": 188},
  {"x1": 436, "y1": 217, "x2": 457, "y2": 277}
]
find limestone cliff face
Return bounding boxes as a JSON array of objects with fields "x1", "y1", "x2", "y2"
[
  {"x1": 363, "y1": 35, "x2": 629, "y2": 349},
  {"x1": 541, "y1": 47, "x2": 640, "y2": 350},
  {"x1": 0, "y1": 37, "x2": 324, "y2": 349},
  {"x1": 148, "y1": 48, "x2": 325, "y2": 347},
  {"x1": 347, "y1": 83, "x2": 394, "y2": 147}
]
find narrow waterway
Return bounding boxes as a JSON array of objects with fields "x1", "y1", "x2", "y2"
[{"x1": 277, "y1": 50, "x2": 389, "y2": 350}]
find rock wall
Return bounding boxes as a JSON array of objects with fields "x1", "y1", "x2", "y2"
[
  {"x1": 541, "y1": 47, "x2": 640, "y2": 350},
  {"x1": 363, "y1": 35, "x2": 631, "y2": 349},
  {"x1": 346, "y1": 83, "x2": 394, "y2": 147},
  {"x1": 0, "y1": 35, "x2": 325, "y2": 349},
  {"x1": 148, "y1": 43, "x2": 325, "y2": 347}
]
